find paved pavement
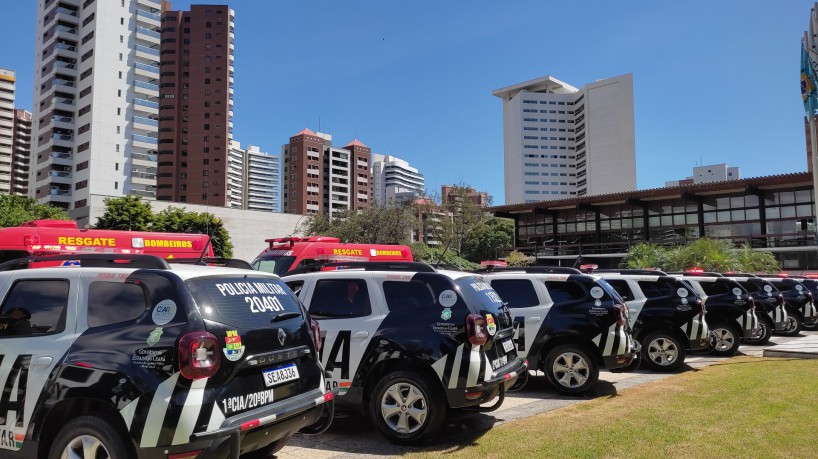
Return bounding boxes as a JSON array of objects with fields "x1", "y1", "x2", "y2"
[{"x1": 278, "y1": 330, "x2": 817, "y2": 458}]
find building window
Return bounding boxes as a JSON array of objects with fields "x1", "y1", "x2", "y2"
[
  {"x1": 114, "y1": 182, "x2": 118, "y2": 190},
  {"x1": 205, "y1": 33, "x2": 211, "y2": 39}
]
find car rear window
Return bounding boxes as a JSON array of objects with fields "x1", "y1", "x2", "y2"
[
  {"x1": 456, "y1": 277, "x2": 505, "y2": 316},
  {"x1": 637, "y1": 278, "x2": 678, "y2": 298},
  {"x1": 186, "y1": 276, "x2": 302, "y2": 326},
  {"x1": 489, "y1": 279, "x2": 540, "y2": 308}
]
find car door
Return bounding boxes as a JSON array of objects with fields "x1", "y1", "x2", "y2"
[
  {"x1": 488, "y1": 275, "x2": 550, "y2": 360},
  {"x1": 0, "y1": 269, "x2": 79, "y2": 454},
  {"x1": 290, "y1": 273, "x2": 383, "y2": 396}
]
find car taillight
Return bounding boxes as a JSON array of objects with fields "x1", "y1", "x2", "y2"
[
  {"x1": 466, "y1": 314, "x2": 487, "y2": 346},
  {"x1": 777, "y1": 294, "x2": 785, "y2": 306},
  {"x1": 613, "y1": 304, "x2": 626, "y2": 327},
  {"x1": 310, "y1": 318, "x2": 322, "y2": 353},
  {"x1": 696, "y1": 298, "x2": 705, "y2": 316},
  {"x1": 748, "y1": 296, "x2": 756, "y2": 310},
  {"x1": 178, "y1": 332, "x2": 220, "y2": 380}
]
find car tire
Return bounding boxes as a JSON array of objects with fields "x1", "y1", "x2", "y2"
[
  {"x1": 642, "y1": 331, "x2": 686, "y2": 372},
  {"x1": 709, "y1": 323, "x2": 741, "y2": 356},
  {"x1": 743, "y1": 316, "x2": 773, "y2": 345},
  {"x1": 243, "y1": 434, "x2": 292, "y2": 458},
  {"x1": 543, "y1": 344, "x2": 599, "y2": 395},
  {"x1": 779, "y1": 313, "x2": 803, "y2": 336},
  {"x1": 369, "y1": 370, "x2": 446, "y2": 445},
  {"x1": 48, "y1": 415, "x2": 130, "y2": 459}
]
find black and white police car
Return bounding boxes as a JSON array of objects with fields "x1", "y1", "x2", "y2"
[
  {"x1": 757, "y1": 275, "x2": 818, "y2": 334},
  {"x1": 670, "y1": 272, "x2": 760, "y2": 356},
  {"x1": 281, "y1": 262, "x2": 526, "y2": 445},
  {"x1": 0, "y1": 254, "x2": 331, "y2": 459},
  {"x1": 593, "y1": 270, "x2": 710, "y2": 372},
  {"x1": 723, "y1": 273, "x2": 790, "y2": 344},
  {"x1": 478, "y1": 267, "x2": 640, "y2": 394}
]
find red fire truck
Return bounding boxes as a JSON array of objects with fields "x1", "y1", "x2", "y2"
[
  {"x1": 0, "y1": 220, "x2": 213, "y2": 264},
  {"x1": 252, "y1": 236, "x2": 414, "y2": 276}
]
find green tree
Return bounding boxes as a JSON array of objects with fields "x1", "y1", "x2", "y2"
[
  {"x1": 153, "y1": 207, "x2": 233, "y2": 258},
  {"x1": 735, "y1": 243, "x2": 780, "y2": 273},
  {"x1": 300, "y1": 204, "x2": 415, "y2": 244},
  {"x1": 0, "y1": 194, "x2": 70, "y2": 227},
  {"x1": 461, "y1": 217, "x2": 514, "y2": 263},
  {"x1": 94, "y1": 196, "x2": 154, "y2": 231},
  {"x1": 505, "y1": 250, "x2": 533, "y2": 267},
  {"x1": 621, "y1": 243, "x2": 669, "y2": 269},
  {"x1": 409, "y1": 242, "x2": 480, "y2": 270}
]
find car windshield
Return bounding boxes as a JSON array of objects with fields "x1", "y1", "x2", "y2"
[{"x1": 252, "y1": 256, "x2": 296, "y2": 276}]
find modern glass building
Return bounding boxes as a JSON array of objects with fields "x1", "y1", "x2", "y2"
[{"x1": 492, "y1": 172, "x2": 818, "y2": 270}]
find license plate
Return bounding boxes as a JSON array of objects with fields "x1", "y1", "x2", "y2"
[
  {"x1": 502, "y1": 339, "x2": 514, "y2": 353},
  {"x1": 492, "y1": 355, "x2": 508, "y2": 370},
  {"x1": 263, "y1": 363, "x2": 300, "y2": 387}
]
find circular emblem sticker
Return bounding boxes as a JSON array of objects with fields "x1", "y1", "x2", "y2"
[
  {"x1": 732, "y1": 288, "x2": 742, "y2": 296},
  {"x1": 796, "y1": 284, "x2": 804, "y2": 291},
  {"x1": 439, "y1": 290, "x2": 457, "y2": 308},
  {"x1": 763, "y1": 285, "x2": 773, "y2": 293},
  {"x1": 590, "y1": 287, "x2": 604, "y2": 299},
  {"x1": 677, "y1": 288, "x2": 689, "y2": 298},
  {"x1": 152, "y1": 300, "x2": 177, "y2": 326}
]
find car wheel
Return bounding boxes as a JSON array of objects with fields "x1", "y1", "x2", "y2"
[
  {"x1": 48, "y1": 415, "x2": 130, "y2": 459},
  {"x1": 709, "y1": 323, "x2": 741, "y2": 356},
  {"x1": 369, "y1": 370, "x2": 446, "y2": 445},
  {"x1": 242, "y1": 435, "x2": 292, "y2": 458},
  {"x1": 642, "y1": 331, "x2": 686, "y2": 372},
  {"x1": 743, "y1": 316, "x2": 773, "y2": 345},
  {"x1": 779, "y1": 313, "x2": 803, "y2": 336},
  {"x1": 543, "y1": 344, "x2": 599, "y2": 395}
]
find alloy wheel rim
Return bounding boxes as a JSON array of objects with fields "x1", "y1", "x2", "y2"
[
  {"x1": 713, "y1": 328, "x2": 735, "y2": 351},
  {"x1": 381, "y1": 382, "x2": 427, "y2": 434},
  {"x1": 647, "y1": 337, "x2": 678, "y2": 365},
  {"x1": 61, "y1": 435, "x2": 110, "y2": 459},
  {"x1": 553, "y1": 351, "x2": 590, "y2": 388}
]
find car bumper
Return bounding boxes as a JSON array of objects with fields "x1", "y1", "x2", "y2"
[
  {"x1": 134, "y1": 388, "x2": 332, "y2": 459},
  {"x1": 603, "y1": 335, "x2": 641, "y2": 370},
  {"x1": 445, "y1": 357, "x2": 527, "y2": 409}
]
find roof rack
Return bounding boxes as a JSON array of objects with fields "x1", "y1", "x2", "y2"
[
  {"x1": 0, "y1": 254, "x2": 170, "y2": 272},
  {"x1": 284, "y1": 261, "x2": 437, "y2": 276},
  {"x1": 667, "y1": 271, "x2": 724, "y2": 277},
  {"x1": 475, "y1": 266, "x2": 582, "y2": 275},
  {"x1": 167, "y1": 257, "x2": 254, "y2": 270},
  {"x1": 592, "y1": 269, "x2": 669, "y2": 276}
]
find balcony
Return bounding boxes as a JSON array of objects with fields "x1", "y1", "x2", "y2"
[
  {"x1": 55, "y1": 41, "x2": 77, "y2": 52},
  {"x1": 134, "y1": 98, "x2": 159, "y2": 110},
  {"x1": 50, "y1": 169, "x2": 72, "y2": 178},
  {"x1": 136, "y1": 26, "x2": 161, "y2": 40},
  {"x1": 134, "y1": 80, "x2": 159, "y2": 92},
  {"x1": 135, "y1": 44, "x2": 160, "y2": 59},
  {"x1": 134, "y1": 62, "x2": 159, "y2": 76},
  {"x1": 132, "y1": 150, "x2": 158, "y2": 162},
  {"x1": 133, "y1": 115, "x2": 158, "y2": 127},
  {"x1": 130, "y1": 189, "x2": 156, "y2": 198},
  {"x1": 53, "y1": 115, "x2": 74, "y2": 125},
  {"x1": 132, "y1": 134, "x2": 158, "y2": 147},
  {"x1": 50, "y1": 188, "x2": 72, "y2": 196},
  {"x1": 52, "y1": 133, "x2": 73, "y2": 142},
  {"x1": 136, "y1": 9, "x2": 161, "y2": 26}
]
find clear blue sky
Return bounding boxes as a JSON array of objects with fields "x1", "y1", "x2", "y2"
[{"x1": 1, "y1": 1, "x2": 812, "y2": 205}]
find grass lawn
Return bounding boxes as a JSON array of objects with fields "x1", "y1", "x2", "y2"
[{"x1": 409, "y1": 357, "x2": 818, "y2": 459}]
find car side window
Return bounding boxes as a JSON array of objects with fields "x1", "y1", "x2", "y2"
[
  {"x1": 701, "y1": 281, "x2": 730, "y2": 296},
  {"x1": 87, "y1": 281, "x2": 148, "y2": 328},
  {"x1": 605, "y1": 280, "x2": 635, "y2": 301},
  {"x1": 0, "y1": 279, "x2": 69, "y2": 337},
  {"x1": 285, "y1": 280, "x2": 304, "y2": 296},
  {"x1": 490, "y1": 279, "x2": 540, "y2": 308},
  {"x1": 637, "y1": 280, "x2": 674, "y2": 298},
  {"x1": 309, "y1": 279, "x2": 371, "y2": 318},
  {"x1": 543, "y1": 281, "x2": 586, "y2": 304},
  {"x1": 776, "y1": 282, "x2": 796, "y2": 292},
  {"x1": 383, "y1": 280, "x2": 435, "y2": 312}
]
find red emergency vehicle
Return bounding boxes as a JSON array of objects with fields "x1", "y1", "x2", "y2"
[
  {"x1": 0, "y1": 220, "x2": 213, "y2": 264},
  {"x1": 252, "y1": 236, "x2": 413, "y2": 276}
]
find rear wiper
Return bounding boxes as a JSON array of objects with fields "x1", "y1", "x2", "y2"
[{"x1": 270, "y1": 311, "x2": 301, "y2": 323}]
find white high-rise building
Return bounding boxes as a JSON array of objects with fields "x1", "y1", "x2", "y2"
[
  {"x1": 0, "y1": 68, "x2": 16, "y2": 194},
  {"x1": 371, "y1": 153, "x2": 425, "y2": 206},
  {"x1": 493, "y1": 74, "x2": 636, "y2": 204},
  {"x1": 665, "y1": 163, "x2": 741, "y2": 187},
  {"x1": 228, "y1": 141, "x2": 280, "y2": 213},
  {"x1": 31, "y1": 0, "x2": 161, "y2": 226}
]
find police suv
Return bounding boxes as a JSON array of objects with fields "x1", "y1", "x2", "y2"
[
  {"x1": 479, "y1": 267, "x2": 641, "y2": 394},
  {"x1": 724, "y1": 273, "x2": 790, "y2": 344},
  {"x1": 757, "y1": 275, "x2": 818, "y2": 334},
  {"x1": 671, "y1": 272, "x2": 760, "y2": 356},
  {"x1": 0, "y1": 255, "x2": 331, "y2": 459},
  {"x1": 594, "y1": 270, "x2": 710, "y2": 372},
  {"x1": 281, "y1": 262, "x2": 526, "y2": 445}
]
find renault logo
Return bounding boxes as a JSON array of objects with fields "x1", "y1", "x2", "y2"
[{"x1": 278, "y1": 328, "x2": 286, "y2": 346}]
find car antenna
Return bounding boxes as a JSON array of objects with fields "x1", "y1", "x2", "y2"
[{"x1": 196, "y1": 237, "x2": 212, "y2": 266}]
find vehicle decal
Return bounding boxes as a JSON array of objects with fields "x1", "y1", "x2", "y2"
[
  {"x1": 430, "y1": 342, "x2": 490, "y2": 389},
  {"x1": 592, "y1": 324, "x2": 627, "y2": 357},
  {"x1": 171, "y1": 377, "x2": 209, "y2": 445},
  {"x1": 804, "y1": 302, "x2": 817, "y2": 319},
  {"x1": 223, "y1": 330, "x2": 246, "y2": 362},
  {"x1": 152, "y1": 300, "x2": 177, "y2": 325},
  {"x1": 680, "y1": 316, "x2": 709, "y2": 341},
  {"x1": 147, "y1": 327, "x2": 164, "y2": 346},
  {"x1": 735, "y1": 310, "x2": 758, "y2": 331},
  {"x1": 0, "y1": 354, "x2": 30, "y2": 452},
  {"x1": 139, "y1": 372, "x2": 179, "y2": 447},
  {"x1": 769, "y1": 306, "x2": 788, "y2": 325}
]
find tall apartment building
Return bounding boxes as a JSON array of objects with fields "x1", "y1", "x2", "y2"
[
  {"x1": 493, "y1": 74, "x2": 636, "y2": 205},
  {"x1": 157, "y1": 4, "x2": 235, "y2": 206},
  {"x1": 282, "y1": 128, "x2": 371, "y2": 217},
  {"x1": 31, "y1": 0, "x2": 163, "y2": 225},
  {"x1": 665, "y1": 163, "x2": 741, "y2": 187},
  {"x1": 227, "y1": 140, "x2": 279, "y2": 212},
  {"x1": 0, "y1": 68, "x2": 16, "y2": 194},
  {"x1": 11, "y1": 110, "x2": 33, "y2": 195},
  {"x1": 441, "y1": 185, "x2": 490, "y2": 207},
  {"x1": 371, "y1": 153, "x2": 424, "y2": 206}
]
